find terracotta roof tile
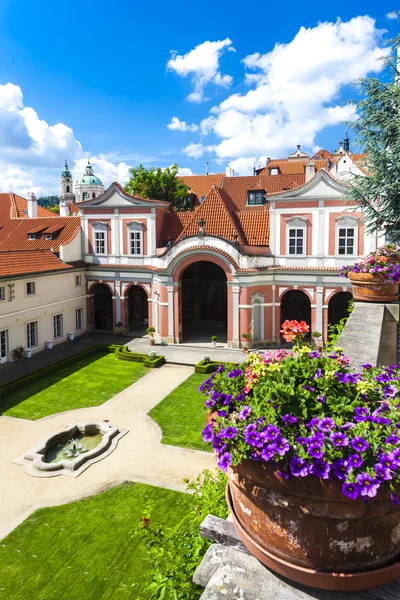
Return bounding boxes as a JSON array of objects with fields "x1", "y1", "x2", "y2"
[
  {"x1": 235, "y1": 211, "x2": 270, "y2": 246},
  {"x1": 159, "y1": 211, "x2": 193, "y2": 244},
  {"x1": 180, "y1": 174, "x2": 224, "y2": 203},
  {"x1": 257, "y1": 158, "x2": 327, "y2": 176},
  {"x1": 221, "y1": 175, "x2": 305, "y2": 210},
  {"x1": 0, "y1": 193, "x2": 56, "y2": 221},
  {"x1": 0, "y1": 250, "x2": 75, "y2": 277}
]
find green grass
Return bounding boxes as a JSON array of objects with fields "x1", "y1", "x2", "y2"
[
  {"x1": 149, "y1": 372, "x2": 210, "y2": 452},
  {"x1": 0, "y1": 482, "x2": 193, "y2": 600},
  {"x1": 1, "y1": 353, "x2": 149, "y2": 420}
]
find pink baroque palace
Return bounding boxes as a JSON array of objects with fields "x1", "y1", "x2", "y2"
[{"x1": 72, "y1": 143, "x2": 376, "y2": 347}]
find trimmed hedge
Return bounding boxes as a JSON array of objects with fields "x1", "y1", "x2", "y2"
[
  {"x1": 114, "y1": 346, "x2": 165, "y2": 368},
  {"x1": 0, "y1": 344, "x2": 115, "y2": 398},
  {"x1": 195, "y1": 360, "x2": 224, "y2": 374}
]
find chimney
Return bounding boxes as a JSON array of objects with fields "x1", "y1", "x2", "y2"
[
  {"x1": 266, "y1": 157, "x2": 271, "y2": 165},
  {"x1": 305, "y1": 161, "x2": 316, "y2": 183},
  {"x1": 225, "y1": 166, "x2": 233, "y2": 177},
  {"x1": 59, "y1": 200, "x2": 70, "y2": 217},
  {"x1": 27, "y1": 192, "x2": 37, "y2": 218},
  {"x1": 206, "y1": 161, "x2": 209, "y2": 176}
]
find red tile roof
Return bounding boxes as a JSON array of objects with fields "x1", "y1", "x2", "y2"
[
  {"x1": 257, "y1": 158, "x2": 327, "y2": 177},
  {"x1": 220, "y1": 175, "x2": 305, "y2": 210},
  {"x1": 180, "y1": 173, "x2": 224, "y2": 202},
  {"x1": 0, "y1": 250, "x2": 76, "y2": 277},
  {"x1": 159, "y1": 211, "x2": 193, "y2": 244},
  {"x1": 235, "y1": 211, "x2": 270, "y2": 246},
  {"x1": 0, "y1": 193, "x2": 56, "y2": 221}
]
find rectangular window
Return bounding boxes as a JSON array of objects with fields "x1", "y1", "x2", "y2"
[
  {"x1": 75, "y1": 308, "x2": 83, "y2": 331},
  {"x1": 288, "y1": 228, "x2": 304, "y2": 255},
  {"x1": 129, "y1": 231, "x2": 142, "y2": 255},
  {"x1": 338, "y1": 227, "x2": 355, "y2": 255},
  {"x1": 26, "y1": 321, "x2": 38, "y2": 348},
  {"x1": 53, "y1": 314, "x2": 63, "y2": 339},
  {"x1": 26, "y1": 281, "x2": 36, "y2": 296},
  {"x1": 0, "y1": 330, "x2": 7, "y2": 363},
  {"x1": 0, "y1": 286, "x2": 5, "y2": 302},
  {"x1": 247, "y1": 192, "x2": 263, "y2": 206},
  {"x1": 94, "y1": 231, "x2": 106, "y2": 254},
  {"x1": 75, "y1": 274, "x2": 81, "y2": 286}
]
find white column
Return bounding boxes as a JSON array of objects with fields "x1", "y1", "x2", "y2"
[
  {"x1": 167, "y1": 285, "x2": 174, "y2": 338},
  {"x1": 111, "y1": 215, "x2": 117, "y2": 256},
  {"x1": 272, "y1": 284, "x2": 276, "y2": 343},
  {"x1": 316, "y1": 286, "x2": 324, "y2": 334},
  {"x1": 114, "y1": 210, "x2": 121, "y2": 259},
  {"x1": 148, "y1": 213, "x2": 157, "y2": 256},
  {"x1": 269, "y1": 205, "x2": 276, "y2": 255},
  {"x1": 115, "y1": 280, "x2": 121, "y2": 322},
  {"x1": 317, "y1": 205, "x2": 324, "y2": 265},
  {"x1": 232, "y1": 285, "x2": 240, "y2": 342},
  {"x1": 153, "y1": 291, "x2": 159, "y2": 333}
]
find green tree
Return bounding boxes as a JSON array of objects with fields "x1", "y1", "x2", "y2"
[
  {"x1": 48, "y1": 205, "x2": 60, "y2": 215},
  {"x1": 346, "y1": 31, "x2": 400, "y2": 240},
  {"x1": 37, "y1": 195, "x2": 59, "y2": 208},
  {"x1": 124, "y1": 164, "x2": 191, "y2": 210}
]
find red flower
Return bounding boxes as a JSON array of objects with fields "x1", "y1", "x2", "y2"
[{"x1": 280, "y1": 320, "x2": 310, "y2": 343}]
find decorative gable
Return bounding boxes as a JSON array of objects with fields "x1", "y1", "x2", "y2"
[
  {"x1": 271, "y1": 170, "x2": 348, "y2": 201},
  {"x1": 75, "y1": 182, "x2": 170, "y2": 209}
]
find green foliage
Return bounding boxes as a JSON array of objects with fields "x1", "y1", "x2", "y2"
[
  {"x1": 48, "y1": 205, "x2": 60, "y2": 214},
  {"x1": 346, "y1": 31, "x2": 400, "y2": 239},
  {"x1": 133, "y1": 470, "x2": 228, "y2": 600},
  {"x1": 37, "y1": 195, "x2": 59, "y2": 208},
  {"x1": 124, "y1": 164, "x2": 191, "y2": 210},
  {"x1": 211, "y1": 335, "x2": 217, "y2": 342},
  {"x1": 114, "y1": 346, "x2": 165, "y2": 367},
  {"x1": 195, "y1": 360, "x2": 225, "y2": 374},
  {"x1": 326, "y1": 301, "x2": 354, "y2": 351}
]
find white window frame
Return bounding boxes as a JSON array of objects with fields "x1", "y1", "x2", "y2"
[
  {"x1": 269, "y1": 168, "x2": 279, "y2": 175},
  {"x1": 28, "y1": 234, "x2": 36, "y2": 240},
  {"x1": 92, "y1": 222, "x2": 108, "y2": 256},
  {"x1": 75, "y1": 274, "x2": 82, "y2": 286},
  {"x1": 286, "y1": 217, "x2": 307, "y2": 257},
  {"x1": 0, "y1": 329, "x2": 8, "y2": 364},
  {"x1": 247, "y1": 191, "x2": 264, "y2": 206},
  {"x1": 26, "y1": 321, "x2": 38, "y2": 349},
  {"x1": 127, "y1": 221, "x2": 143, "y2": 256},
  {"x1": 75, "y1": 307, "x2": 84, "y2": 331},
  {"x1": 44, "y1": 234, "x2": 52, "y2": 240},
  {"x1": 53, "y1": 314, "x2": 63, "y2": 339},
  {"x1": 335, "y1": 216, "x2": 358, "y2": 257},
  {"x1": 0, "y1": 286, "x2": 5, "y2": 302},
  {"x1": 26, "y1": 281, "x2": 36, "y2": 296}
]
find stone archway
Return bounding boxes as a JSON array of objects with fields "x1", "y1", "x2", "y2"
[
  {"x1": 280, "y1": 290, "x2": 311, "y2": 340},
  {"x1": 328, "y1": 291, "x2": 353, "y2": 327},
  {"x1": 91, "y1": 283, "x2": 113, "y2": 331},
  {"x1": 180, "y1": 261, "x2": 227, "y2": 342},
  {"x1": 125, "y1": 285, "x2": 148, "y2": 332}
]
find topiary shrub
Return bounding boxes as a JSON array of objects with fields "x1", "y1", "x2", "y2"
[{"x1": 195, "y1": 360, "x2": 227, "y2": 374}]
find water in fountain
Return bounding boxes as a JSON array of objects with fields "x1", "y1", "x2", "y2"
[{"x1": 45, "y1": 431, "x2": 102, "y2": 464}]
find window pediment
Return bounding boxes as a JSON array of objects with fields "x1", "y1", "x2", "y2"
[
  {"x1": 126, "y1": 220, "x2": 144, "y2": 229},
  {"x1": 285, "y1": 216, "x2": 308, "y2": 227},
  {"x1": 335, "y1": 215, "x2": 359, "y2": 226}
]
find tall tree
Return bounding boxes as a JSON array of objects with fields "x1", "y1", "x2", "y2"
[
  {"x1": 37, "y1": 195, "x2": 59, "y2": 208},
  {"x1": 124, "y1": 164, "x2": 191, "y2": 210},
  {"x1": 346, "y1": 31, "x2": 400, "y2": 240}
]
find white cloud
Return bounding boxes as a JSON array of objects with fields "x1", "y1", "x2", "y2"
[
  {"x1": 167, "y1": 116, "x2": 199, "y2": 132},
  {"x1": 73, "y1": 154, "x2": 131, "y2": 188},
  {"x1": 175, "y1": 166, "x2": 194, "y2": 176},
  {"x1": 387, "y1": 11, "x2": 398, "y2": 20},
  {"x1": 183, "y1": 16, "x2": 387, "y2": 164},
  {"x1": 167, "y1": 38, "x2": 235, "y2": 102}
]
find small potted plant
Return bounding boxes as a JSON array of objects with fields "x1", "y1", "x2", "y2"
[
  {"x1": 199, "y1": 319, "x2": 400, "y2": 591},
  {"x1": 211, "y1": 335, "x2": 217, "y2": 347},
  {"x1": 148, "y1": 350, "x2": 157, "y2": 360},
  {"x1": 341, "y1": 243, "x2": 400, "y2": 302},
  {"x1": 146, "y1": 326, "x2": 156, "y2": 346},
  {"x1": 115, "y1": 321, "x2": 123, "y2": 335},
  {"x1": 311, "y1": 330, "x2": 323, "y2": 350},
  {"x1": 203, "y1": 355, "x2": 211, "y2": 364},
  {"x1": 242, "y1": 332, "x2": 251, "y2": 351},
  {"x1": 12, "y1": 346, "x2": 25, "y2": 363}
]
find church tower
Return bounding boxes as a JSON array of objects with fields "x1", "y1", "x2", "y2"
[{"x1": 60, "y1": 160, "x2": 76, "y2": 204}]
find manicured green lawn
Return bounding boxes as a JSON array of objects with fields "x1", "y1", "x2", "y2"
[
  {"x1": 1, "y1": 353, "x2": 149, "y2": 420},
  {"x1": 0, "y1": 482, "x2": 193, "y2": 600},
  {"x1": 149, "y1": 372, "x2": 210, "y2": 452}
]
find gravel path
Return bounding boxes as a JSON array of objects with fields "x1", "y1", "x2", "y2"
[{"x1": 0, "y1": 364, "x2": 215, "y2": 539}]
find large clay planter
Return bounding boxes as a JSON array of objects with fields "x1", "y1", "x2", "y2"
[
  {"x1": 348, "y1": 271, "x2": 398, "y2": 302},
  {"x1": 228, "y1": 460, "x2": 400, "y2": 591}
]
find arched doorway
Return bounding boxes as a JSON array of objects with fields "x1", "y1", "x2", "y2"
[
  {"x1": 91, "y1": 283, "x2": 113, "y2": 331},
  {"x1": 280, "y1": 290, "x2": 311, "y2": 340},
  {"x1": 126, "y1": 285, "x2": 148, "y2": 331},
  {"x1": 328, "y1": 291, "x2": 353, "y2": 327},
  {"x1": 181, "y1": 261, "x2": 227, "y2": 342}
]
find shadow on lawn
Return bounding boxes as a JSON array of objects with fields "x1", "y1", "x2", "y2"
[{"x1": 0, "y1": 353, "x2": 105, "y2": 415}]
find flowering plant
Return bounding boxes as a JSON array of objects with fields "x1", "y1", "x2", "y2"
[
  {"x1": 200, "y1": 320, "x2": 400, "y2": 504},
  {"x1": 340, "y1": 243, "x2": 400, "y2": 284}
]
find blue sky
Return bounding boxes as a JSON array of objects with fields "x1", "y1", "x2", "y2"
[{"x1": 0, "y1": 0, "x2": 398, "y2": 195}]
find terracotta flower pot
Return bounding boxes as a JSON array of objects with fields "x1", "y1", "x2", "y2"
[
  {"x1": 348, "y1": 271, "x2": 398, "y2": 303},
  {"x1": 228, "y1": 460, "x2": 400, "y2": 590}
]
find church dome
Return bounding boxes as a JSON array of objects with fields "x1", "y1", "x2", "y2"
[{"x1": 75, "y1": 160, "x2": 103, "y2": 187}]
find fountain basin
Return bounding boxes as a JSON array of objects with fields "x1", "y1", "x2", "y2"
[{"x1": 23, "y1": 421, "x2": 121, "y2": 474}]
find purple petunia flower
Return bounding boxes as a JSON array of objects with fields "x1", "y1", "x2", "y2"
[
  {"x1": 374, "y1": 462, "x2": 392, "y2": 481},
  {"x1": 385, "y1": 434, "x2": 399, "y2": 445},
  {"x1": 218, "y1": 452, "x2": 232, "y2": 472},
  {"x1": 330, "y1": 432, "x2": 349, "y2": 447},
  {"x1": 205, "y1": 399, "x2": 216, "y2": 409},
  {"x1": 333, "y1": 459, "x2": 350, "y2": 480},
  {"x1": 348, "y1": 454, "x2": 363, "y2": 468},
  {"x1": 311, "y1": 459, "x2": 330, "y2": 479},
  {"x1": 290, "y1": 456, "x2": 310, "y2": 477},
  {"x1": 277, "y1": 469, "x2": 290, "y2": 480},
  {"x1": 282, "y1": 414, "x2": 298, "y2": 426},
  {"x1": 375, "y1": 373, "x2": 391, "y2": 383},
  {"x1": 213, "y1": 435, "x2": 226, "y2": 452},
  {"x1": 223, "y1": 394, "x2": 233, "y2": 405},
  {"x1": 356, "y1": 472, "x2": 380, "y2": 498},
  {"x1": 314, "y1": 368, "x2": 323, "y2": 380},
  {"x1": 342, "y1": 482, "x2": 360, "y2": 500},
  {"x1": 308, "y1": 417, "x2": 320, "y2": 429},
  {"x1": 217, "y1": 410, "x2": 227, "y2": 417},
  {"x1": 227, "y1": 369, "x2": 243, "y2": 378},
  {"x1": 236, "y1": 393, "x2": 246, "y2": 403},
  {"x1": 198, "y1": 382, "x2": 207, "y2": 392},
  {"x1": 341, "y1": 422, "x2": 355, "y2": 431},
  {"x1": 318, "y1": 417, "x2": 335, "y2": 433},
  {"x1": 350, "y1": 437, "x2": 369, "y2": 452},
  {"x1": 238, "y1": 406, "x2": 251, "y2": 420},
  {"x1": 354, "y1": 406, "x2": 369, "y2": 422},
  {"x1": 244, "y1": 430, "x2": 262, "y2": 448},
  {"x1": 261, "y1": 445, "x2": 275, "y2": 462},
  {"x1": 216, "y1": 365, "x2": 225, "y2": 373},
  {"x1": 309, "y1": 350, "x2": 320, "y2": 359},
  {"x1": 202, "y1": 424, "x2": 214, "y2": 443},
  {"x1": 384, "y1": 385, "x2": 398, "y2": 398},
  {"x1": 308, "y1": 443, "x2": 323, "y2": 459},
  {"x1": 392, "y1": 448, "x2": 400, "y2": 467},
  {"x1": 361, "y1": 364, "x2": 373, "y2": 370},
  {"x1": 261, "y1": 425, "x2": 280, "y2": 442},
  {"x1": 317, "y1": 394, "x2": 326, "y2": 404},
  {"x1": 274, "y1": 437, "x2": 290, "y2": 456},
  {"x1": 250, "y1": 452, "x2": 260, "y2": 461},
  {"x1": 295, "y1": 436, "x2": 307, "y2": 446},
  {"x1": 391, "y1": 493, "x2": 400, "y2": 506},
  {"x1": 373, "y1": 417, "x2": 392, "y2": 426},
  {"x1": 302, "y1": 385, "x2": 316, "y2": 392},
  {"x1": 221, "y1": 426, "x2": 238, "y2": 440}
]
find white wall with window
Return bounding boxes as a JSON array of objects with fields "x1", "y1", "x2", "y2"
[
  {"x1": 92, "y1": 222, "x2": 108, "y2": 255},
  {"x1": 26, "y1": 281, "x2": 36, "y2": 296},
  {"x1": 53, "y1": 314, "x2": 63, "y2": 339},
  {"x1": 75, "y1": 307, "x2": 84, "y2": 331},
  {"x1": 0, "y1": 286, "x2": 5, "y2": 302},
  {"x1": 286, "y1": 217, "x2": 307, "y2": 256},
  {"x1": 127, "y1": 221, "x2": 143, "y2": 256},
  {"x1": 335, "y1": 216, "x2": 358, "y2": 257},
  {"x1": 26, "y1": 321, "x2": 38, "y2": 348}
]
